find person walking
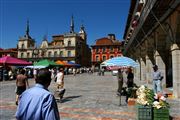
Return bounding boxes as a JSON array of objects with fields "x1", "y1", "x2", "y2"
[
  {"x1": 16, "y1": 68, "x2": 60, "y2": 120},
  {"x1": 15, "y1": 69, "x2": 29, "y2": 105},
  {"x1": 56, "y1": 68, "x2": 64, "y2": 89},
  {"x1": 55, "y1": 68, "x2": 65, "y2": 102},
  {"x1": 152, "y1": 65, "x2": 163, "y2": 94}
]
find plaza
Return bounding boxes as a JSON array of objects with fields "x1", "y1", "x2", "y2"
[{"x1": 0, "y1": 72, "x2": 180, "y2": 120}]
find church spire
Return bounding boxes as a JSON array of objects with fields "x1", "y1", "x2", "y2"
[
  {"x1": 70, "y1": 15, "x2": 74, "y2": 33},
  {"x1": 24, "y1": 19, "x2": 31, "y2": 39},
  {"x1": 26, "y1": 19, "x2": 30, "y2": 37}
]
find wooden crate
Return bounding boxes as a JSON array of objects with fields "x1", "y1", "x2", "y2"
[
  {"x1": 153, "y1": 108, "x2": 169, "y2": 120},
  {"x1": 136, "y1": 105, "x2": 152, "y2": 120}
]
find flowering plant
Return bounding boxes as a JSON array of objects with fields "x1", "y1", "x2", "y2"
[
  {"x1": 136, "y1": 85, "x2": 154, "y2": 106},
  {"x1": 136, "y1": 85, "x2": 169, "y2": 109},
  {"x1": 153, "y1": 93, "x2": 169, "y2": 109}
]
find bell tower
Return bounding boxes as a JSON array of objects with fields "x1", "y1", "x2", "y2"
[
  {"x1": 79, "y1": 23, "x2": 87, "y2": 43},
  {"x1": 17, "y1": 20, "x2": 35, "y2": 58},
  {"x1": 70, "y1": 15, "x2": 75, "y2": 33}
]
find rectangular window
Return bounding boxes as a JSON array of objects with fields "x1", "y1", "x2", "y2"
[
  {"x1": 68, "y1": 51, "x2": 71, "y2": 57},
  {"x1": 96, "y1": 48, "x2": 99, "y2": 53},
  {"x1": 110, "y1": 47, "x2": 113, "y2": 52},
  {"x1": 102, "y1": 47, "x2": 106, "y2": 53}
]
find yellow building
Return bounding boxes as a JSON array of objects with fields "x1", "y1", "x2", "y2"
[{"x1": 17, "y1": 17, "x2": 91, "y2": 66}]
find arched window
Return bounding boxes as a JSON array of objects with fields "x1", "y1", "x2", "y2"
[
  {"x1": 68, "y1": 40, "x2": 71, "y2": 46},
  {"x1": 96, "y1": 56, "x2": 99, "y2": 61},
  {"x1": 102, "y1": 56, "x2": 106, "y2": 61},
  {"x1": 21, "y1": 53, "x2": 24, "y2": 58},
  {"x1": 27, "y1": 52, "x2": 30, "y2": 58},
  {"x1": 21, "y1": 44, "x2": 24, "y2": 49},
  {"x1": 110, "y1": 55, "x2": 114, "y2": 59},
  {"x1": 48, "y1": 51, "x2": 52, "y2": 57},
  {"x1": 60, "y1": 51, "x2": 63, "y2": 57},
  {"x1": 54, "y1": 51, "x2": 58, "y2": 57}
]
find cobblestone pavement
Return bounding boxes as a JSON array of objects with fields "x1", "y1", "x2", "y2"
[{"x1": 0, "y1": 72, "x2": 180, "y2": 120}]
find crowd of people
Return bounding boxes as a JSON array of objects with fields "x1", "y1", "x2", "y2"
[
  {"x1": 116, "y1": 68, "x2": 134, "y2": 104},
  {"x1": 116, "y1": 64, "x2": 164, "y2": 104},
  {"x1": 0, "y1": 63, "x2": 165, "y2": 120}
]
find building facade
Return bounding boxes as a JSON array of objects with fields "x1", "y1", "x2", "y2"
[
  {"x1": 91, "y1": 34, "x2": 123, "y2": 67},
  {"x1": 123, "y1": 0, "x2": 180, "y2": 98},
  {"x1": 0, "y1": 48, "x2": 17, "y2": 57},
  {"x1": 17, "y1": 17, "x2": 91, "y2": 66}
]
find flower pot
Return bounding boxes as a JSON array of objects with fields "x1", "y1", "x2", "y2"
[{"x1": 128, "y1": 98, "x2": 136, "y2": 106}]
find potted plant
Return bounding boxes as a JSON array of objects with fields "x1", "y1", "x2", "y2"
[
  {"x1": 127, "y1": 84, "x2": 138, "y2": 106},
  {"x1": 153, "y1": 93, "x2": 170, "y2": 120},
  {"x1": 136, "y1": 85, "x2": 154, "y2": 120}
]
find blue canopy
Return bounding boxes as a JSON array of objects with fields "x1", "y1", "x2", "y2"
[
  {"x1": 67, "y1": 61, "x2": 81, "y2": 67},
  {"x1": 101, "y1": 56, "x2": 139, "y2": 68}
]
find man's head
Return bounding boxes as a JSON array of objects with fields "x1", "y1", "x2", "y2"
[
  {"x1": 35, "y1": 68, "x2": 51, "y2": 88},
  {"x1": 153, "y1": 65, "x2": 158, "y2": 71},
  {"x1": 20, "y1": 69, "x2": 26, "y2": 75},
  {"x1": 59, "y1": 68, "x2": 64, "y2": 72}
]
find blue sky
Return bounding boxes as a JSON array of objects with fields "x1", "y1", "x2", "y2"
[{"x1": 0, "y1": 0, "x2": 130, "y2": 49}]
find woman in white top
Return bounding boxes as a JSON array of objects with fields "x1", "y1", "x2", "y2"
[{"x1": 56, "y1": 68, "x2": 64, "y2": 89}]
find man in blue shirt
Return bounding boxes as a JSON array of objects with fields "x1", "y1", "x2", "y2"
[
  {"x1": 152, "y1": 65, "x2": 163, "y2": 93},
  {"x1": 16, "y1": 68, "x2": 60, "y2": 120}
]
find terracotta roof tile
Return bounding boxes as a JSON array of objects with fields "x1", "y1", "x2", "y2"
[{"x1": 95, "y1": 37, "x2": 121, "y2": 46}]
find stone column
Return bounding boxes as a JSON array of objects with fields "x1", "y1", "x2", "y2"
[
  {"x1": 140, "y1": 58, "x2": 146, "y2": 82},
  {"x1": 145, "y1": 38, "x2": 154, "y2": 85},
  {"x1": 154, "y1": 50, "x2": 166, "y2": 88},
  {"x1": 140, "y1": 43, "x2": 147, "y2": 82},
  {"x1": 145, "y1": 55, "x2": 152, "y2": 84},
  {"x1": 134, "y1": 59, "x2": 140, "y2": 82},
  {"x1": 171, "y1": 44, "x2": 180, "y2": 98}
]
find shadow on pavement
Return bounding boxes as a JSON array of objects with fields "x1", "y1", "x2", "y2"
[{"x1": 56, "y1": 95, "x2": 82, "y2": 103}]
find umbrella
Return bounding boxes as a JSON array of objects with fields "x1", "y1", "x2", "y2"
[
  {"x1": 0, "y1": 56, "x2": 32, "y2": 66},
  {"x1": 55, "y1": 60, "x2": 71, "y2": 66},
  {"x1": 34, "y1": 59, "x2": 58, "y2": 67},
  {"x1": 25, "y1": 65, "x2": 46, "y2": 69},
  {"x1": 101, "y1": 56, "x2": 139, "y2": 70},
  {"x1": 67, "y1": 61, "x2": 81, "y2": 67}
]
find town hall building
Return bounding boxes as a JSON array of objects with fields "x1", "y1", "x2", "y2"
[{"x1": 17, "y1": 16, "x2": 91, "y2": 66}]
